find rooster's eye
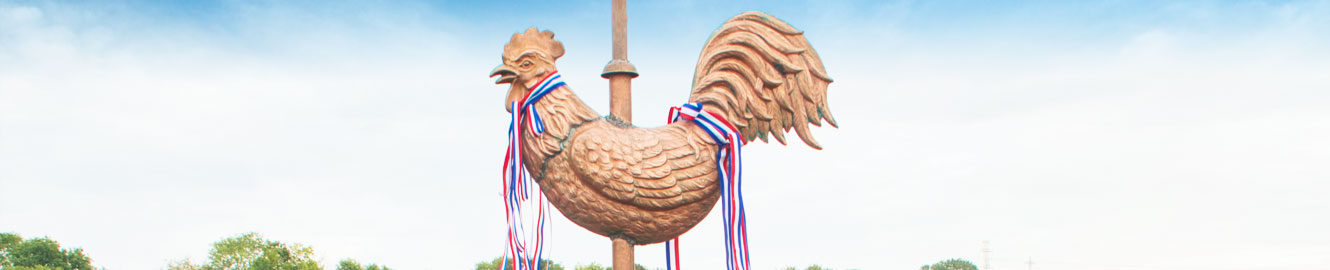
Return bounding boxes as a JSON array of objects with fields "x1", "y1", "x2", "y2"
[{"x1": 520, "y1": 61, "x2": 533, "y2": 68}]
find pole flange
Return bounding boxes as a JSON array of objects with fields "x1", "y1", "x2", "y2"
[{"x1": 601, "y1": 59, "x2": 639, "y2": 78}]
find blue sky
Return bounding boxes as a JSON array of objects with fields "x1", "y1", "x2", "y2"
[{"x1": 3, "y1": 1, "x2": 1329, "y2": 270}]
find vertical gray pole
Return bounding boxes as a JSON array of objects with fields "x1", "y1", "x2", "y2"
[
  {"x1": 602, "y1": 0, "x2": 638, "y2": 123},
  {"x1": 604, "y1": 1, "x2": 638, "y2": 269}
]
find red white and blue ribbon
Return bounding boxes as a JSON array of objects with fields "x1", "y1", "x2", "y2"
[
  {"x1": 666, "y1": 102, "x2": 750, "y2": 270},
  {"x1": 501, "y1": 71, "x2": 565, "y2": 270},
  {"x1": 665, "y1": 237, "x2": 681, "y2": 270}
]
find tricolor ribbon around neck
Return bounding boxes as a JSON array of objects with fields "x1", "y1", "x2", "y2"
[
  {"x1": 501, "y1": 70, "x2": 564, "y2": 270},
  {"x1": 665, "y1": 102, "x2": 751, "y2": 270},
  {"x1": 519, "y1": 71, "x2": 565, "y2": 137}
]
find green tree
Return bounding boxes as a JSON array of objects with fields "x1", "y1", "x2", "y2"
[
  {"x1": 337, "y1": 258, "x2": 391, "y2": 270},
  {"x1": 572, "y1": 262, "x2": 604, "y2": 270},
  {"x1": 169, "y1": 233, "x2": 392, "y2": 270},
  {"x1": 473, "y1": 257, "x2": 660, "y2": 270},
  {"x1": 0, "y1": 233, "x2": 21, "y2": 266},
  {"x1": 338, "y1": 259, "x2": 360, "y2": 270},
  {"x1": 569, "y1": 262, "x2": 648, "y2": 270},
  {"x1": 167, "y1": 258, "x2": 203, "y2": 270},
  {"x1": 928, "y1": 259, "x2": 977, "y2": 270},
  {"x1": 169, "y1": 232, "x2": 320, "y2": 270},
  {"x1": 476, "y1": 256, "x2": 563, "y2": 270},
  {"x1": 783, "y1": 265, "x2": 831, "y2": 270},
  {"x1": 0, "y1": 232, "x2": 94, "y2": 270}
]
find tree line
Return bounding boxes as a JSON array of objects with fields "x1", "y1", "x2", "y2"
[
  {"x1": 1, "y1": 232, "x2": 387, "y2": 270},
  {"x1": 0, "y1": 233, "x2": 93, "y2": 270},
  {"x1": 4, "y1": 231, "x2": 972, "y2": 270}
]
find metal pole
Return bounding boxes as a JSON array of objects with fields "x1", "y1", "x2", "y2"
[
  {"x1": 612, "y1": 237, "x2": 634, "y2": 270},
  {"x1": 604, "y1": 1, "x2": 638, "y2": 269},
  {"x1": 602, "y1": 0, "x2": 637, "y2": 123}
]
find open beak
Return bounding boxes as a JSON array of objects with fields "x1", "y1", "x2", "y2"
[
  {"x1": 490, "y1": 65, "x2": 517, "y2": 84},
  {"x1": 493, "y1": 64, "x2": 522, "y2": 113}
]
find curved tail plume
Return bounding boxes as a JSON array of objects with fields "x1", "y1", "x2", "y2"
[{"x1": 689, "y1": 11, "x2": 836, "y2": 149}]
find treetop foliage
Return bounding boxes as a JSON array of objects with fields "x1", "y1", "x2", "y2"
[
  {"x1": 166, "y1": 232, "x2": 389, "y2": 270},
  {"x1": 336, "y1": 259, "x2": 391, "y2": 270},
  {"x1": 924, "y1": 258, "x2": 978, "y2": 270},
  {"x1": 474, "y1": 257, "x2": 655, "y2": 270},
  {"x1": 0, "y1": 232, "x2": 95, "y2": 270},
  {"x1": 783, "y1": 265, "x2": 832, "y2": 270},
  {"x1": 475, "y1": 256, "x2": 564, "y2": 270}
]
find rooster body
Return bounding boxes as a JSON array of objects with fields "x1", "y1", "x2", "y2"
[{"x1": 491, "y1": 12, "x2": 835, "y2": 244}]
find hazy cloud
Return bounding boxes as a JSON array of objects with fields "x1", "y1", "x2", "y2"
[{"x1": 2, "y1": 1, "x2": 1328, "y2": 270}]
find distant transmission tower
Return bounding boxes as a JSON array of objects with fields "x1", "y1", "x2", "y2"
[
  {"x1": 982, "y1": 240, "x2": 991, "y2": 270},
  {"x1": 1026, "y1": 257, "x2": 1033, "y2": 270}
]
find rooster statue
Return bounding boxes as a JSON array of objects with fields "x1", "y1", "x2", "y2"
[{"x1": 489, "y1": 11, "x2": 835, "y2": 245}]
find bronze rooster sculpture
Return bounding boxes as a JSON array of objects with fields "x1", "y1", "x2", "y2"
[{"x1": 489, "y1": 12, "x2": 835, "y2": 244}]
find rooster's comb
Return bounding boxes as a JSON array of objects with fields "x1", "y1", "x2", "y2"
[{"x1": 505, "y1": 28, "x2": 565, "y2": 60}]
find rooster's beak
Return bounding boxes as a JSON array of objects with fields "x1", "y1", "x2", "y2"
[
  {"x1": 494, "y1": 64, "x2": 523, "y2": 113},
  {"x1": 490, "y1": 65, "x2": 517, "y2": 84}
]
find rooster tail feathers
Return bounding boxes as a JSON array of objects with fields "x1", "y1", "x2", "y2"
[{"x1": 688, "y1": 11, "x2": 836, "y2": 150}]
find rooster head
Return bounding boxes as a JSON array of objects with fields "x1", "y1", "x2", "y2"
[{"x1": 490, "y1": 27, "x2": 565, "y2": 112}]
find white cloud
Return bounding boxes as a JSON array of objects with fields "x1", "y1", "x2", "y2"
[
  {"x1": 3, "y1": 1, "x2": 1329, "y2": 270},
  {"x1": 1, "y1": 5, "x2": 41, "y2": 22}
]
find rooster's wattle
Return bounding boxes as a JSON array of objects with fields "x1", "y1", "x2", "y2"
[{"x1": 489, "y1": 12, "x2": 835, "y2": 244}]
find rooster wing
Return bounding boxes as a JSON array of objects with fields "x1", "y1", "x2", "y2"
[{"x1": 569, "y1": 123, "x2": 720, "y2": 210}]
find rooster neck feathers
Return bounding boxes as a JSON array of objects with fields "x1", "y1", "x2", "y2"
[{"x1": 518, "y1": 84, "x2": 600, "y2": 178}]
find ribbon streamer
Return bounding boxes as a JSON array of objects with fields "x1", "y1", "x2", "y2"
[
  {"x1": 667, "y1": 102, "x2": 751, "y2": 270},
  {"x1": 501, "y1": 71, "x2": 565, "y2": 270}
]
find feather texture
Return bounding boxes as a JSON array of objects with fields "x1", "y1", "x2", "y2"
[
  {"x1": 496, "y1": 11, "x2": 836, "y2": 244},
  {"x1": 568, "y1": 122, "x2": 720, "y2": 210},
  {"x1": 690, "y1": 12, "x2": 836, "y2": 149}
]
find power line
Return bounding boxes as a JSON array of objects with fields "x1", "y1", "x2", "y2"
[{"x1": 982, "y1": 240, "x2": 991, "y2": 270}]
